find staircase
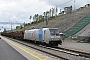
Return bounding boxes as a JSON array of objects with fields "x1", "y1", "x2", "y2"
[{"x1": 64, "y1": 13, "x2": 90, "y2": 36}]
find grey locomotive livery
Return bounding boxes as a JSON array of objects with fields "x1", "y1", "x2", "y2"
[{"x1": 24, "y1": 28, "x2": 62, "y2": 46}]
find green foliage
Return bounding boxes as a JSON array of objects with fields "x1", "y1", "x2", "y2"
[
  {"x1": 16, "y1": 26, "x2": 20, "y2": 29},
  {"x1": 51, "y1": 8, "x2": 55, "y2": 17},
  {"x1": 16, "y1": 25, "x2": 23, "y2": 29},
  {"x1": 4, "y1": 28, "x2": 7, "y2": 32},
  {"x1": 27, "y1": 23, "x2": 30, "y2": 25},
  {"x1": 29, "y1": 15, "x2": 32, "y2": 19},
  {"x1": 55, "y1": 6, "x2": 58, "y2": 16},
  {"x1": 25, "y1": 23, "x2": 28, "y2": 26},
  {"x1": 15, "y1": 7, "x2": 59, "y2": 31},
  {"x1": 20, "y1": 25, "x2": 23, "y2": 29}
]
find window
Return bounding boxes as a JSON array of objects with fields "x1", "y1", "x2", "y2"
[{"x1": 49, "y1": 29, "x2": 59, "y2": 36}]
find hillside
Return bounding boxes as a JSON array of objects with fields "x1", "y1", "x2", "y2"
[
  {"x1": 28, "y1": 6, "x2": 90, "y2": 33},
  {"x1": 15, "y1": 6, "x2": 90, "y2": 34}
]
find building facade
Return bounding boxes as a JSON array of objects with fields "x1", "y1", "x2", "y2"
[{"x1": 64, "y1": 6, "x2": 72, "y2": 14}]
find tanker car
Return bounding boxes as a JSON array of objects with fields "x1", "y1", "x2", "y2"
[{"x1": 1, "y1": 28, "x2": 62, "y2": 46}]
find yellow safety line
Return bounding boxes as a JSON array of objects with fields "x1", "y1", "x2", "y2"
[{"x1": 1, "y1": 36, "x2": 48, "y2": 60}]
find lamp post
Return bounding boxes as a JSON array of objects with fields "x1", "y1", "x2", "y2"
[
  {"x1": 9, "y1": 20, "x2": 12, "y2": 31},
  {"x1": 29, "y1": 15, "x2": 32, "y2": 23},
  {"x1": 23, "y1": 22, "x2": 25, "y2": 31}
]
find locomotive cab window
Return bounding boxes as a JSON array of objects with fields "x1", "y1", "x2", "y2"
[
  {"x1": 49, "y1": 29, "x2": 59, "y2": 36},
  {"x1": 44, "y1": 30, "x2": 46, "y2": 34}
]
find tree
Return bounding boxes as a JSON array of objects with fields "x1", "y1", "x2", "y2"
[
  {"x1": 36, "y1": 14, "x2": 39, "y2": 23},
  {"x1": 43, "y1": 12, "x2": 46, "y2": 16},
  {"x1": 33, "y1": 14, "x2": 37, "y2": 22},
  {"x1": 46, "y1": 11, "x2": 49, "y2": 17},
  {"x1": 20, "y1": 25, "x2": 23, "y2": 29},
  {"x1": 16, "y1": 26, "x2": 19, "y2": 29},
  {"x1": 29, "y1": 15, "x2": 32, "y2": 23},
  {"x1": 38, "y1": 15, "x2": 43, "y2": 22},
  {"x1": 49, "y1": 9, "x2": 52, "y2": 17},
  {"x1": 4, "y1": 28, "x2": 6, "y2": 32},
  {"x1": 55, "y1": 6, "x2": 58, "y2": 17},
  {"x1": 33, "y1": 16, "x2": 35, "y2": 22},
  {"x1": 46, "y1": 11, "x2": 49, "y2": 25},
  {"x1": 29, "y1": 15, "x2": 32, "y2": 19},
  {"x1": 51, "y1": 7, "x2": 55, "y2": 17},
  {"x1": 43, "y1": 12, "x2": 46, "y2": 22}
]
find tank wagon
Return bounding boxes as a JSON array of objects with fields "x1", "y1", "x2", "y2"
[{"x1": 1, "y1": 28, "x2": 62, "y2": 46}]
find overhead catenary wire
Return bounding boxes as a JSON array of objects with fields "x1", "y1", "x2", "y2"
[
  {"x1": 30, "y1": 0, "x2": 74, "y2": 15},
  {"x1": 30, "y1": 0, "x2": 52, "y2": 15},
  {"x1": 57, "y1": 0, "x2": 73, "y2": 7}
]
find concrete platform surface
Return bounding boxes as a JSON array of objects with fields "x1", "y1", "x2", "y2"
[
  {"x1": 1, "y1": 36, "x2": 59, "y2": 60},
  {"x1": 60, "y1": 41, "x2": 90, "y2": 53},
  {"x1": 0, "y1": 39, "x2": 28, "y2": 60}
]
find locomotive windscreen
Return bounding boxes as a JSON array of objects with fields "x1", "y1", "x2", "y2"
[{"x1": 49, "y1": 29, "x2": 59, "y2": 36}]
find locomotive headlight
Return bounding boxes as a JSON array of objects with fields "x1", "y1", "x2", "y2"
[{"x1": 52, "y1": 39, "x2": 53, "y2": 40}]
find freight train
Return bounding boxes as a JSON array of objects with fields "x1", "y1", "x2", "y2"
[{"x1": 1, "y1": 28, "x2": 62, "y2": 46}]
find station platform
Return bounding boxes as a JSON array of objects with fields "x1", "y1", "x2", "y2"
[
  {"x1": 0, "y1": 36, "x2": 56, "y2": 60},
  {"x1": 59, "y1": 41, "x2": 90, "y2": 53},
  {"x1": 0, "y1": 38, "x2": 28, "y2": 60}
]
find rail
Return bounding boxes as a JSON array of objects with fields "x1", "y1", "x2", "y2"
[
  {"x1": 3, "y1": 36, "x2": 90, "y2": 60},
  {"x1": 4, "y1": 36, "x2": 68, "y2": 60}
]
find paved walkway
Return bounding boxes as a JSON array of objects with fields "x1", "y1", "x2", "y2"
[
  {"x1": 59, "y1": 41, "x2": 90, "y2": 53},
  {"x1": 0, "y1": 39, "x2": 27, "y2": 60}
]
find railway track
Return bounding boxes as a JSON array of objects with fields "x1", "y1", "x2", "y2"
[
  {"x1": 4, "y1": 37, "x2": 68, "y2": 60},
  {"x1": 56, "y1": 47, "x2": 90, "y2": 58},
  {"x1": 41, "y1": 46, "x2": 90, "y2": 58},
  {"x1": 3, "y1": 36, "x2": 90, "y2": 60}
]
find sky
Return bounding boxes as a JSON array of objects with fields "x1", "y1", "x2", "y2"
[{"x1": 0, "y1": 0, "x2": 89, "y2": 31}]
